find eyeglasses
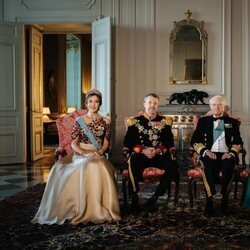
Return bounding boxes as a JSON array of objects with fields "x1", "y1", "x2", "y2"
[{"x1": 210, "y1": 103, "x2": 223, "y2": 107}]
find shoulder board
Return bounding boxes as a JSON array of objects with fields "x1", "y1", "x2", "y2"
[
  {"x1": 126, "y1": 117, "x2": 137, "y2": 127},
  {"x1": 163, "y1": 115, "x2": 173, "y2": 126}
]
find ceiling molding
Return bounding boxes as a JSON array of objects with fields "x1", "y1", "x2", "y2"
[{"x1": 21, "y1": 0, "x2": 96, "y2": 11}]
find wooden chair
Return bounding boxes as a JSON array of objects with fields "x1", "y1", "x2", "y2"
[
  {"x1": 187, "y1": 143, "x2": 248, "y2": 207},
  {"x1": 54, "y1": 109, "x2": 87, "y2": 160},
  {"x1": 188, "y1": 111, "x2": 249, "y2": 207},
  {"x1": 121, "y1": 114, "x2": 180, "y2": 206}
]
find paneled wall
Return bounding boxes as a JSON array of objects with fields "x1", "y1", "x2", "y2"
[
  {"x1": 115, "y1": 0, "x2": 230, "y2": 113},
  {"x1": 0, "y1": 23, "x2": 25, "y2": 164},
  {"x1": 1, "y1": 0, "x2": 250, "y2": 164},
  {"x1": 233, "y1": 0, "x2": 250, "y2": 165},
  {"x1": 114, "y1": 0, "x2": 250, "y2": 164}
]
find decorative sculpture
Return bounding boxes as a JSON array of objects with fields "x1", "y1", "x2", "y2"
[{"x1": 167, "y1": 89, "x2": 209, "y2": 105}]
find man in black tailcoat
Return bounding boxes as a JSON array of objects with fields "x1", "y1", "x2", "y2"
[
  {"x1": 123, "y1": 93, "x2": 179, "y2": 212},
  {"x1": 190, "y1": 95, "x2": 243, "y2": 216}
]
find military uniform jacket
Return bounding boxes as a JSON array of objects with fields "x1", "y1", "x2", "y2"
[
  {"x1": 123, "y1": 114, "x2": 174, "y2": 154},
  {"x1": 190, "y1": 115, "x2": 243, "y2": 156}
]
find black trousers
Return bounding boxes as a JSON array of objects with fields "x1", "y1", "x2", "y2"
[
  {"x1": 129, "y1": 153, "x2": 179, "y2": 196},
  {"x1": 201, "y1": 152, "x2": 235, "y2": 197}
]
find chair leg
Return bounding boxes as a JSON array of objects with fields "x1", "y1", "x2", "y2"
[
  {"x1": 167, "y1": 182, "x2": 171, "y2": 199},
  {"x1": 188, "y1": 177, "x2": 195, "y2": 207},
  {"x1": 240, "y1": 178, "x2": 247, "y2": 206},
  {"x1": 167, "y1": 172, "x2": 179, "y2": 204},
  {"x1": 122, "y1": 177, "x2": 128, "y2": 206},
  {"x1": 234, "y1": 180, "x2": 239, "y2": 199},
  {"x1": 174, "y1": 172, "x2": 180, "y2": 205},
  {"x1": 194, "y1": 181, "x2": 197, "y2": 199}
]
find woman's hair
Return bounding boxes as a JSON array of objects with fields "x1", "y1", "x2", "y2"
[{"x1": 85, "y1": 89, "x2": 102, "y2": 106}]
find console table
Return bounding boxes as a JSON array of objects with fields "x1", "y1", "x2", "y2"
[{"x1": 43, "y1": 119, "x2": 59, "y2": 145}]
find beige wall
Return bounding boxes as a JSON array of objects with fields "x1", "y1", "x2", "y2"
[
  {"x1": 113, "y1": 0, "x2": 250, "y2": 164},
  {"x1": 1, "y1": 0, "x2": 250, "y2": 164}
]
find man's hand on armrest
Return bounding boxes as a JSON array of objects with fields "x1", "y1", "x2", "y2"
[{"x1": 169, "y1": 147, "x2": 176, "y2": 160}]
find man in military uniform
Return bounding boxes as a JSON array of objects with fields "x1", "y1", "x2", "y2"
[
  {"x1": 190, "y1": 95, "x2": 243, "y2": 216},
  {"x1": 123, "y1": 93, "x2": 179, "y2": 211}
]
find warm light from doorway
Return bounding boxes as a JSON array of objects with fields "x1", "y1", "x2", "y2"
[
  {"x1": 43, "y1": 107, "x2": 51, "y2": 120},
  {"x1": 67, "y1": 107, "x2": 76, "y2": 114}
]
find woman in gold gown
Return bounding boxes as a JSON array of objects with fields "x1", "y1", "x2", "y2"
[{"x1": 32, "y1": 89, "x2": 121, "y2": 225}]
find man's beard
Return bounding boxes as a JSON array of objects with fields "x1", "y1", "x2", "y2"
[{"x1": 147, "y1": 108, "x2": 156, "y2": 116}]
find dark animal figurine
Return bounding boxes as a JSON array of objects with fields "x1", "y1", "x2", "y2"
[
  {"x1": 167, "y1": 93, "x2": 186, "y2": 104},
  {"x1": 189, "y1": 89, "x2": 209, "y2": 104},
  {"x1": 167, "y1": 89, "x2": 209, "y2": 105}
]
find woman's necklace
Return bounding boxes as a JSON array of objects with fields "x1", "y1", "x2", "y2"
[{"x1": 86, "y1": 113, "x2": 99, "y2": 121}]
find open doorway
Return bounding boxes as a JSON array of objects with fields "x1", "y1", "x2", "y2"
[
  {"x1": 42, "y1": 33, "x2": 92, "y2": 148},
  {"x1": 25, "y1": 24, "x2": 92, "y2": 161}
]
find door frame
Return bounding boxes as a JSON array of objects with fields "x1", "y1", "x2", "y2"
[{"x1": 25, "y1": 23, "x2": 93, "y2": 161}]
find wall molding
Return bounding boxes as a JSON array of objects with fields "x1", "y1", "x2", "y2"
[
  {"x1": 242, "y1": 0, "x2": 249, "y2": 115},
  {"x1": 3, "y1": 0, "x2": 101, "y2": 22},
  {"x1": 156, "y1": 0, "x2": 232, "y2": 100},
  {"x1": 222, "y1": 0, "x2": 232, "y2": 103},
  {"x1": 21, "y1": 0, "x2": 96, "y2": 11},
  {"x1": 241, "y1": 0, "x2": 250, "y2": 164}
]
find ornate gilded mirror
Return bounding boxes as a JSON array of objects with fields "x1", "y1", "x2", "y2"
[{"x1": 169, "y1": 10, "x2": 208, "y2": 84}]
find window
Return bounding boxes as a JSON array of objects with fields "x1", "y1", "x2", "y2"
[{"x1": 66, "y1": 34, "x2": 81, "y2": 109}]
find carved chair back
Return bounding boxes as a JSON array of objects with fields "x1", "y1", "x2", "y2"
[{"x1": 55, "y1": 109, "x2": 87, "y2": 159}]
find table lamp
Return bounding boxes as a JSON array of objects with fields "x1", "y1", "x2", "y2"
[
  {"x1": 67, "y1": 107, "x2": 76, "y2": 114},
  {"x1": 43, "y1": 107, "x2": 51, "y2": 120}
]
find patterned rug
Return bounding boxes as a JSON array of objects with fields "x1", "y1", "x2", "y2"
[{"x1": 0, "y1": 183, "x2": 250, "y2": 249}]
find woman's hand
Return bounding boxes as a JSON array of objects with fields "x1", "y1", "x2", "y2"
[{"x1": 84, "y1": 151, "x2": 102, "y2": 157}]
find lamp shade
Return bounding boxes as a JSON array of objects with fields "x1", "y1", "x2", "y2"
[
  {"x1": 43, "y1": 107, "x2": 51, "y2": 120},
  {"x1": 67, "y1": 107, "x2": 76, "y2": 113},
  {"x1": 43, "y1": 107, "x2": 51, "y2": 115}
]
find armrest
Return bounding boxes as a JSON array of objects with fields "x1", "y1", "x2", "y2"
[
  {"x1": 189, "y1": 147, "x2": 201, "y2": 168},
  {"x1": 122, "y1": 147, "x2": 131, "y2": 162},
  {"x1": 241, "y1": 148, "x2": 247, "y2": 167},
  {"x1": 234, "y1": 147, "x2": 247, "y2": 168},
  {"x1": 54, "y1": 148, "x2": 67, "y2": 161},
  {"x1": 169, "y1": 147, "x2": 176, "y2": 159}
]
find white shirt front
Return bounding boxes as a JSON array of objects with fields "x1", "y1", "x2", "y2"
[{"x1": 211, "y1": 130, "x2": 229, "y2": 153}]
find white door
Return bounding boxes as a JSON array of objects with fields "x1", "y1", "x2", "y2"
[
  {"x1": 92, "y1": 17, "x2": 112, "y2": 119},
  {"x1": 29, "y1": 27, "x2": 43, "y2": 161},
  {"x1": 0, "y1": 23, "x2": 26, "y2": 164}
]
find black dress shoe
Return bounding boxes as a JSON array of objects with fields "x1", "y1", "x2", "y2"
[{"x1": 144, "y1": 194, "x2": 159, "y2": 208}]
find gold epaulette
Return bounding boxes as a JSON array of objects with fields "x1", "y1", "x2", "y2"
[
  {"x1": 193, "y1": 143, "x2": 206, "y2": 154},
  {"x1": 231, "y1": 144, "x2": 242, "y2": 154},
  {"x1": 163, "y1": 115, "x2": 173, "y2": 126},
  {"x1": 126, "y1": 117, "x2": 137, "y2": 127}
]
